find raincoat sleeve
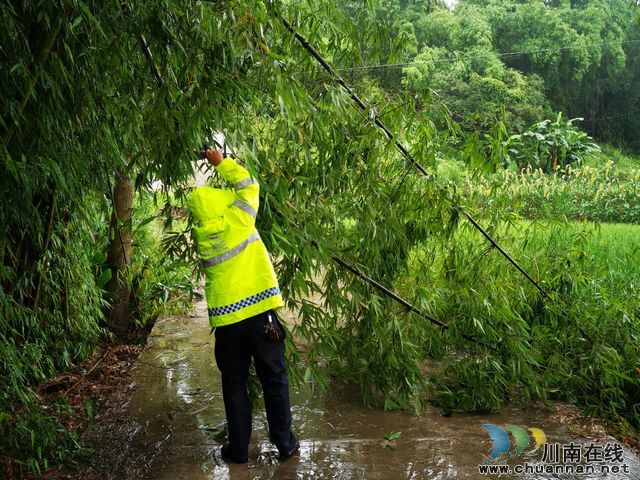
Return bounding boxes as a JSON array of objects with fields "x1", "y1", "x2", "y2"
[{"x1": 216, "y1": 157, "x2": 259, "y2": 225}]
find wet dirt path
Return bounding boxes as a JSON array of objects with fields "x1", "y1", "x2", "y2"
[{"x1": 114, "y1": 300, "x2": 640, "y2": 479}]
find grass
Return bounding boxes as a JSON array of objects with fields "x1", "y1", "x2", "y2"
[
  {"x1": 510, "y1": 220, "x2": 640, "y2": 279},
  {"x1": 575, "y1": 222, "x2": 640, "y2": 277}
]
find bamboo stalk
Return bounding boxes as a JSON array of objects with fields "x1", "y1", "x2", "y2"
[
  {"x1": 32, "y1": 194, "x2": 56, "y2": 311},
  {"x1": 276, "y1": 10, "x2": 601, "y2": 346},
  {"x1": 327, "y1": 252, "x2": 498, "y2": 352},
  {"x1": 3, "y1": 16, "x2": 63, "y2": 146}
]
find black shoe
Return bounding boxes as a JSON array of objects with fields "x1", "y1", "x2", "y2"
[
  {"x1": 220, "y1": 445, "x2": 248, "y2": 464},
  {"x1": 279, "y1": 443, "x2": 300, "y2": 461}
]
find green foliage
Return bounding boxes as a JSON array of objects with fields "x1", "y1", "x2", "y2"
[
  {"x1": 589, "y1": 144, "x2": 640, "y2": 171},
  {"x1": 1, "y1": 0, "x2": 214, "y2": 471},
  {"x1": 400, "y1": 220, "x2": 640, "y2": 428},
  {"x1": 508, "y1": 114, "x2": 600, "y2": 172},
  {"x1": 2, "y1": 405, "x2": 91, "y2": 475},
  {"x1": 462, "y1": 113, "x2": 600, "y2": 173},
  {"x1": 483, "y1": 0, "x2": 640, "y2": 149},
  {"x1": 128, "y1": 195, "x2": 198, "y2": 329},
  {"x1": 435, "y1": 356, "x2": 517, "y2": 414},
  {"x1": 464, "y1": 162, "x2": 640, "y2": 223},
  {"x1": 383, "y1": 431, "x2": 401, "y2": 441},
  {"x1": 368, "y1": 0, "x2": 640, "y2": 151},
  {"x1": 531, "y1": 223, "x2": 640, "y2": 425},
  {"x1": 462, "y1": 109, "x2": 513, "y2": 172},
  {"x1": 2, "y1": 0, "x2": 640, "y2": 474},
  {"x1": 403, "y1": 46, "x2": 551, "y2": 131},
  {"x1": 0, "y1": 198, "x2": 105, "y2": 404}
]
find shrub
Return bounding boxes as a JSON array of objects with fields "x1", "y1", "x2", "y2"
[{"x1": 508, "y1": 114, "x2": 600, "y2": 172}]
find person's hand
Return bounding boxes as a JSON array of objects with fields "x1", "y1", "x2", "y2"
[{"x1": 205, "y1": 148, "x2": 224, "y2": 166}]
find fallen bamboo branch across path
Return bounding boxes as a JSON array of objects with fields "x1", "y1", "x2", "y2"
[
  {"x1": 275, "y1": 8, "x2": 551, "y2": 302},
  {"x1": 326, "y1": 248, "x2": 499, "y2": 352},
  {"x1": 272, "y1": 9, "x2": 605, "y2": 345}
]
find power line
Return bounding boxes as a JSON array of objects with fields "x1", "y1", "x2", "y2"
[
  {"x1": 337, "y1": 38, "x2": 640, "y2": 72},
  {"x1": 338, "y1": 49, "x2": 640, "y2": 126},
  {"x1": 584, "y1": 107, "x2": 640, "y2": 123}
]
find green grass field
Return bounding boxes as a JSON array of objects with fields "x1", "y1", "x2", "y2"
[{"x1": 576, "y1": 222, "x2": 640, "y2": 277}]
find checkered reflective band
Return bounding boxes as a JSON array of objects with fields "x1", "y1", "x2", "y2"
[{"x1": 208, "y1": 286, "x2": 280, "y2": 317}]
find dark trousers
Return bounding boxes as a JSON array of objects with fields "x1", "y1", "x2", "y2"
[{"x1": 214, "y1": 310, "x2": 298, "y2": 458}]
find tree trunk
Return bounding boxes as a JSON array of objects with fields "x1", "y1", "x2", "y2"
[{"x1": 105, "y1": 170, "x2": 134, "y2": 337}]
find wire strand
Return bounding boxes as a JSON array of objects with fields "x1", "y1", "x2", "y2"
[{"x1": 336, "y1": 38, "x2": 640, "y2": 72}]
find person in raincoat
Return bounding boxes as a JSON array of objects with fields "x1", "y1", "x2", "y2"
[{"x1": 188, "y1": 148, "x2": 299, "y2": 463}]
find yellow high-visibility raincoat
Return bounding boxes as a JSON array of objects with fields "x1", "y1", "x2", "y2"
[{"x1": 188, "y1": 158, "x2": 283, "y2": 327}]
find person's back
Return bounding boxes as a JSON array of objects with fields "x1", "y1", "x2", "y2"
[{"x1": 188, "y1": 148, "x2": 299, "y2": 463}]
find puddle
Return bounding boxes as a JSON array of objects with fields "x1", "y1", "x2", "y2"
[{"x1": 110, "y1": 301, "x2": 639, "y2": 479}]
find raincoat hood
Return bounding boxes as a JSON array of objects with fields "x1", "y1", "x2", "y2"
[{"x1": 188, "y1": 186, "x2": 235, "y2": 224}]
